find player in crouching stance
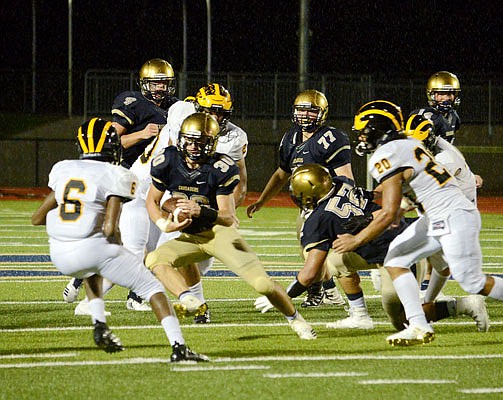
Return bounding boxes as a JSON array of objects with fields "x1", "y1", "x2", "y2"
[
  {"x1": 145, "y1": 112, "x2": 316, "y2": 340},
  {"x1": 32, "y1": 118, "x2": 208, "y2": 362},
  {"x1": 332, "y1": 101, "x2": 503, "y2": 346},
  {"x1": 254, "y1": 164, "x2": 488, "y2": 333}
]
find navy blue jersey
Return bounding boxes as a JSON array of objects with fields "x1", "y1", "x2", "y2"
[
  {"x1": 111, "y1": 90, "x2": 178, "y2": 168},
  {"x1": 410, "y1": 107, "x2": 460, "y2": 143},
  {"x1": 278, "y1": 125, "x2": 352, "y2": 182},
  {"x1": 150, "y1": 146, "x2": 240, "y2": 234},
  {"x1": 300, "y1": 182, "x2": 408, "y2": 264}
]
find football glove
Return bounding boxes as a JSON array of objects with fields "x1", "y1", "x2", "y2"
[
  {"x1": 254, "y1": 296, "x2": 274, "y2": 313},
  {"x1": 342, "y1": 214, "x2": 374, "y2": 234}
]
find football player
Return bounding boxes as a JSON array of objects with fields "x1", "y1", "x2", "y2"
[
  {"x1": 122, "y1": 83, "x2": 248, "y2": 324},
  {"x1": 332, "y1": 100, "x2": 503, "y2": 346},
  {"x1": 63, "y1": 58, "x2": 179, "y2": 312},
  {"x1": 255, "y1": 163, "x2": 488, "y2": 331},
  {"x1": 144, "y1": 112, "x2": 317, "y2": 340},
  {"x1": 32, "y1": 118, "x2": 208, "y2": 362},
  {"x1": 246, "y1": 89, "x2": 351, "y2": 308}
]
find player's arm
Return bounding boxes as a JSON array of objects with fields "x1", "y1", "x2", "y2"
[
  {"x1": 246, "y1": 167, "x2": 290, "y2": 217},
  {"x1": 146, "y1": 183, "x2": 191, "y2": 232},
  {"x1": 334, "y1": 163, "x2": 354, "y2": 182},
  {"x1": 113, "y1": 122, "x2": 160, "y2": 149},
  {"x1": 31, "y1": 191, "x2": 57, "y2": 225},
  {"x1": 103, "y1": 195, "x2": 123, "y2": 243},
  {"x1": 332, "y1": 172, "x2": 405, "y2": 253},
  {"x1": 297, "y1": 248, "x2": 328, "y2": 287},
  {"x1": 233, "y1": 157, "x2": 248, "y2": 207}
]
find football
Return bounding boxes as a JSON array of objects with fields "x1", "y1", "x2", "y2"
[{"x1": 160, "y1": 197, "x2": 190, "y2": 223}]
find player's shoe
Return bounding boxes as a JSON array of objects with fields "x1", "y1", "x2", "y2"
[
  {"x1": 386, "y1": 324, "x2": 435, "y2": 346},
  {"x1": 326, "y1": 306, "x2": 374, "y2": 329},
  {"x1": 456, "y1": 295, "x2": 490, "y2": 332},
  {"x1": 301, "y1": 287, "x2": 324, "y2": 308},
  {"x1": 322, "y1": 287, "x2": 346, "y2": 306},
  {"x1": 194, "y1": 304, "x2": 211, "y2": 324},
  {"x1": 170, "y1": 342, "x2": 209, "y2": 363},
  {"x1": 93, "y1": 321, "x2": 124, "y2": 353},
  {"x1": 74, "y1": 299, "x2": 111, "y2": 316},
  {"x1": 126, "y1": 291, "x2": 151, "y2": 311},
  {"x1": 63, "y1": 278, "x2": 83, "y2": 303},
  {"x1": 173, "y1": 295, "x2": 207, "y2": 319},
  {"x1": 288, "y1": 314, "x2": 317, "y2": 340},
  {"x1": 370, "y1": 269, "x2": 381, "y2": 292}
]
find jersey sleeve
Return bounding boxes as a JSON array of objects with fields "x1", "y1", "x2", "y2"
[
  {"x1": 165, "y1": 101, "x2": 196, "y2": 146},
  {"x1": 104, "y1": 166, "x2": 137, "y2": 201},
  {"x1": 214, "y1": 155, "x2": 240, "y2": 196},
  {"x1": 111, "y1": 91, "x2": 140, "y2": 128}
]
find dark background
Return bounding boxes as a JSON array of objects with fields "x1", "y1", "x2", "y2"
[{"x1": 2, "y1": 0, "x2": 502, "y2": 76}]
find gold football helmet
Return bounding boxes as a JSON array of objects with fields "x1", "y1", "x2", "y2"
[
  {"x1": 76, "y1": 118, "x2": 121, "y2": 164},
  {"x1": 426, "y1": 71, "x2": 461, "y2": 112},
  {"x1": 353, "y1": 100, "x2": 404, "y2": 155},
  {"x1": 195, "y1": 83, "x2": 233, "y2": 126},
  {"x1": 292, "y1": 89, "x2": 329, "y2": 132},
  {"x1": 139, "y1": 58, "x2": 176, "y2": 103},
  {"x1": 405, "y1": 114, "x2": 436, "y2": 150},
  {"x1": 289, "y1": 164, "x2": 334, "y2": 211},
  {"x1": 177, "y1": 112, "x2": 221, "y2": 162}
]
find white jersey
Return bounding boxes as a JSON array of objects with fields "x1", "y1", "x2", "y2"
[
  {"x1": 46, "y1": 159, "x2": 137, "y2": 241},
  {"x1": 131, "y1": 100, "x2": 248, "y2": 199},
  {"x1": 369, "y1": 138, "x2": 476, "y2": 222},
  {"x1": 434, "y1": 137, "x2": 477, "y2": 204}
]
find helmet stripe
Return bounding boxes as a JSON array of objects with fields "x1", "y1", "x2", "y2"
[
  {"x1": 95, "y1": 121, "x2": 112, "y2": 153},
  {"x1": 77, "y1": 126, "x2": 89, "y2": 153},
  {"x1": 358, "y1": 109, "x2": 402, "y2": 131},
  {"x1": 87, "y1": 118, "x2": 97, "y2": 152}
]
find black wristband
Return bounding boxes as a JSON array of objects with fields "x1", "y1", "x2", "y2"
[{"x1": 199, "y1": 206, "x2": 218, "y2": 223}]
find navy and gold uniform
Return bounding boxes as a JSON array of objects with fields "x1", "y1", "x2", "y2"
[
  {"x1": 112, "y1": 91, "x2": 178, "y2": 168},
  {"x1": 301, "y1": 179, "x2": 407, "y2": 265},
  {"x1": 279, "y1": 125, "x2": 353, "y2": 183},
  {"x1": 150, "y1": 146, "x2": 239, "y2": 234}
]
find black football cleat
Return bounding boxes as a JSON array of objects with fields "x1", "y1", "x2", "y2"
[
  {"x1": 194, "y1": 304, "x2": 211, "y2": 324},
  {"x1": 170, "y1": 342, "x2": 209, "y2": 363},
  {"x1": 93, "y1": 321, "x2": 124, "y2": 353}
]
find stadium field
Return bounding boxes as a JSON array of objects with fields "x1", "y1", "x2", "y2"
[{"x1": 0, "y1": 199, "x2": 502, "y2": 400}]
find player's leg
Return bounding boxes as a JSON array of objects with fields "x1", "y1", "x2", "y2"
[
  {"x1": 324, "y1": 252, "x2": 373, "y2": 329},
  {"x1": 100, "y1": 243, "x2": 208, "y2": 362},
  {"x1": 441, "y1": 209, "x2": 503, "y2": 300},
  {"x1": 119, "y1": 198, "x2": 152, "y2": 311},
  {"x1": 384, "y1": 218, "x2": 439, "y2": 345},
  {"x1": 211, "y1": 225, "x2": 316, "y2": 340}
]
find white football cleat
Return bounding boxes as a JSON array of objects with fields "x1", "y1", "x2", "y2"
[
  {"x1": 63, "y1": 278, "x2": 83, "y2": 303},
  {"x1": 289, "y1": 313, "x2": 317, "y2": 340},
  {"x1": 74, "y1": 299, "x2": 111, "y2": 316},
  {"x1": 126, "y1": 298, "x2": 152, "y2": 311},
  {"x1": 456, "y1": 295, "x2": 490, "y2": 332},
  {"x1": 326, "y1": 306, "x2": 374, "y2": 329},
  {"x1": 386, "y1": 324, "x2": 435, "y2": 346},
  {"x1": 322, "y1": 287, "x2": 346, "y2": 306}
]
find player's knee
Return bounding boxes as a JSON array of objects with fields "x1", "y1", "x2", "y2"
[
  {"x1": 251, "y1": 276, "x2": 275, "y2": 295},
  {"x1": 145, "y1": 251, "x2": 160, "y2": 271},
  {"x1": 456, "y1": 274, "x2": 486, "y2": 294}
]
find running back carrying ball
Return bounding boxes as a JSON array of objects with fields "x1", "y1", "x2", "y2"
[{"x1": 160, "y1": 197, "x2": 190, "y2": 223}]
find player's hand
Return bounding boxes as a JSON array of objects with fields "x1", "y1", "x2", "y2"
[
  {"x1": 155, "y1": 216, "x2": 191, "y2": 232},
  {"x1": 475, "y1": 174, "x2": 484, "y2": 189},
  {"x1": 143, "y1": 123, "x2": 160, "y2": 139},
  {"x1": 246, "y1": 201, "x2": 263, "y2": 218},
  {"x1": 331, "y1": 233, "x2": 360, "y2": 253},
  {"x1": 254, "y1": 296, "x2": 274, "y2": 313}
]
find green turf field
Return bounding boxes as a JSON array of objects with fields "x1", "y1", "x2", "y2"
[{"x1": 1, "y1": 200, "x2": 502, "y2": 400}]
